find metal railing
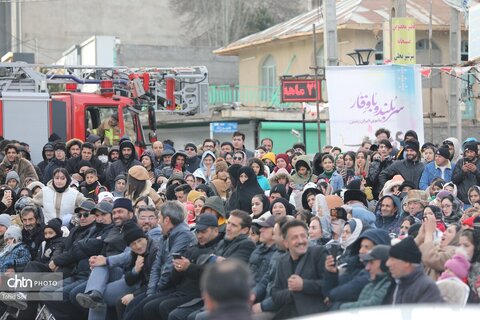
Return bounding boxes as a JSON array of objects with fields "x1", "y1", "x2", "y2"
[{"x1": 208, "y1": 85, "x2": 297, "y2": 109}]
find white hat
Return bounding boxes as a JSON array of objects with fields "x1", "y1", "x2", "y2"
[{"x1": 4, "y1": 225, "x2": 22, "y2": 241}]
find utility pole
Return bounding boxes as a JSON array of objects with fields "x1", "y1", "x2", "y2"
[
  {"x1": 449, "y1": 7, "x2": 462, "y2": 141},
  {"x1": 11, "y1": 0, "x2": 22, "y2": 52},
  {"x1": 317, "y1": 0, "x2": 338, "y2": 152}
]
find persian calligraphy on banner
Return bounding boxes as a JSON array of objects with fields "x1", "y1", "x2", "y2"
[
  {"x1": 392, "y1": 18, "x2": 416, "y2": 64},
  {"x1": 325, "y1": 65, "x2": 424, "y2": 151}
]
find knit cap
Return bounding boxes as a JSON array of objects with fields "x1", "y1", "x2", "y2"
[
  {"x1": 435, "y1": 146, "x2": 450, "y2": 160},
  {"x1": 444, "y1": 253, "x2": 471, "y2": 279},
  {"x1": 122, "y1": 222, "x2": 146, "y2": 245},
  {"x1": 404, "y1": 139, "x2": 420, "y2": 154},
  {"x1": 113, "y1": 198, "x2": 134, "y2": 213},
  {"x1": 4, "y1": 225, "x2": 22, "y2": 241},
  {"x1": 389, "y1": 236, "x2": 422, "y2": 263},
  {"x1": 44, "y1": 218, "x2": 62, "y2": 236},
  {"x1": 0, "y1": 214, "x2": 11, "y2": 228}
]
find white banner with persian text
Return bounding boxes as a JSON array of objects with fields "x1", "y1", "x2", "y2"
[{"x1": 325, "y1": 64, "x2": 424, "y2": 151}]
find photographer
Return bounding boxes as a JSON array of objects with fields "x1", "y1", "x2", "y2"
[{"x1": 452, "y1": 142, "x2": 480, "y2": 207}]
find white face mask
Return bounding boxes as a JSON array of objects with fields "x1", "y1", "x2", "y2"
[{"x1": 98, "y1": 155, "x2": 108, "y2": 164}]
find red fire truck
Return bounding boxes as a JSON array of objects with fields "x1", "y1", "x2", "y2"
[{"x1": 0, "y1": 63, "x2": 208, "y2": 162}]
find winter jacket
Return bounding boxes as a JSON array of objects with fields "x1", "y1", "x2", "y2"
[
  {"x1": 249, "y1": 244, "x2": 277, "y2": 283},
  {"x1": 391, "y1": 264, "x2": 443, "y2": 304},
  {"x1": 368, "y1": 156, "x2": 395, "y2": 198},
  {"x1": 36, "y1": 236, "x2": 65, "y2": 264},
  {"x1": 42, "y1": 158, "x2": 68, "y2": 185},
  {"x1": 451, "y1": 157, "x2": 480, "y2": 204},
  {"x1": 374, "y1": 195, "x2": 403, "y2": 235},
  {"x1": 272, "y1": 246, "x2": 328, "y2": 318},
  {"x1": 0, "y1": 156, "x2": 38, "y2": 187},
  {"x1": 170, "y1": 236, "x2": 220, "y2": 298},
  {"x1": 37, "y1": 143, "x2": 54, "y2": 179},
  {"x1": 214, "y1": 233, "x2": 255, "y2": 263},
  {"x1": 253, "y1": 250, "x2": 287, "y2": 312},
  {"x1": 147, "y1": 222, "x2": 196, "y2": 295},
  {"x1": 419, "y1": 241, "x2": 457, "y2": 281},
  {"x1": 159, "y1": 150, "x2": 190, "y2": 179},
  {"x1": 185, "y1": 155, "x2": 201, "y2": 173},
  {"x1": 257, "y1": 175, "x2": 270, "y2": 191},
  {"x1": 33, "y1": 182, "x2": 86, "y2": 225},
  {"x1": 291, "y1": 155, "x2": 318, "y2": 190},
  {"x1": 106, "y1": 140, "x2": 141, "y2": 190},
  {"x1": 317, "y1": 170, "x2": 344, "y2": 192},
  {"x1": 123, "y1": 239, "x2": 158, "y2": 296},
  {"x1": 66, "y1": 155, "x2": 106, "y2": 184},
  {"x1": 340, "y1": 273, "x2": 394, "y2": 309},
  {"x1": 419, "y1": 161, "x2": 454, "y2": 190},
  {"x1": 22, "y1": 225, "x2": 45, "y2": 261},
  {"x1": 0, "y1": 243, "x2": 31, "y2": 272},
  {"x1": 378, "y1": 159, "x2": 425, "y2": 190},
  {"x1": 52, "y1": 222, "x2": 96, "y2": 277}
]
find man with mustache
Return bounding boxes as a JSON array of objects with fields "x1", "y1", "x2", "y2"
[{"x1": 271, "y1": 220, "x2": 328, "y2": 318}]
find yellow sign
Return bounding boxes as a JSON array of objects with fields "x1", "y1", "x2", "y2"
[{"x1": 392, "y1": 18, "x2": 416, "y2": 64}]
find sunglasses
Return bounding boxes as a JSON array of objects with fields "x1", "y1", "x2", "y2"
[
  {"x1": 233, "y1": 157, "x2": 243, "y2": 161},
  {"x1": 77, "y1": 212, "x2": 91, "y2": 218}
]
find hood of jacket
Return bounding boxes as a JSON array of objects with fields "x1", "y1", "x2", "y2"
[
  {"x1": 199, "y1": 151, "x2": 216, "y2": 171},
  {"x1": 41, "y1": 142, "x2": 55, "y2": 161},
  {"x1": 374, "y1": 195, "x2": 402, "y2": 217},
  {"x1": 444, "y1": 137, "x2": 462, "y2": 163},
  {"x1": 119, "y1": 140, "x2": 137, "y2": 162},
  {"x1": 203, "y1": 195, "x2": 226, "y2": 218},
  {"x1": 294, "y1": 155, "x2": 313, "y2": 173},
  {"x1": 170, "y1": 150, "x2": 188, "y2": 169},
  {"x1": 349, "y1": 228, "x2": 391, "y2": 255}
]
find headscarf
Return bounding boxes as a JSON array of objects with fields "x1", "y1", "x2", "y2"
[{"x1": 340, "y1": 218, "x2": 363, "y2": 249}]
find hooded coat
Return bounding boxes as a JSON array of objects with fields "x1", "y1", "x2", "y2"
[
  {"x1": 37, "y1": 142, "x2": 54, "y2": 177},
  {"x1": 374, "y1": 195, "x2": 403, "y2": 235},
  {"x1": 106, "y1": 139, "x2": 141, "y2": 190},
  {"x1": 193, "y1": 151, "x2": 216, "y2": 184},
  {"x1": 160, "y1": 150, "x2": 190, "y2": 179},
  {"x1": 291, "y1": 155, "x2": 318, "y2": 190},
  {"x1": 226, "y1": 166, "x2": 263, "y2": 214},
  {"x1": 451, "y1": 157, "x2": 480, "y2": 205},
  {"x1": 444, "y1": 137, "x2": 462, "y2": 164}
]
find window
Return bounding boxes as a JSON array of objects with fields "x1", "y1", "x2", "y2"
[
  {"x1": 261, "y1": 55, "x2": 276, "y2": 101},
  {"x1": 375, "y1": 41, "x2": 384, "y2": 65},
  {"x1": 461, "y1": 40, "x2": 468, "y2": 62},
  {"x1": 416, "y1": 39, "x2": 441, "y2": 88}
]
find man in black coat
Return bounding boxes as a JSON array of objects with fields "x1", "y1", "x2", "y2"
[
  {"x1": 168, "y1": 210, "x2": 255, "y2": 320},
  {"x1": 378, "y1": 139, "x2": 425, "y2": 190},
  {"x1": 451, "y1": 142, "x2": 480, "y2": 204},
  {"x1": 386, "y1": 236, "x2": 443, "y2": 304},
  {"x1": 20, "y1": 206, "x2": 44, "y2": 261},
  {"x1": 106, "y1": 139, "x2": 141, "y2": 189},
  {"x1": 272, "y1": 220, "x2": 328, "y2": 319},
  {"x1": 66, "y1": 142, "x2": 105, "y2": 184}
]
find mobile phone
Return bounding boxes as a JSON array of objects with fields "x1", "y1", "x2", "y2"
[{"x1": 172, "y1": 253, "x2": 182, "y2": 260}]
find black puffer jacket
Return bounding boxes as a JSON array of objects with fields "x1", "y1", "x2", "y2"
[
  {"x1": 125, "y1": 239, "x2": 158, "y2": 296},
  {"x1": 378, "y1": 159, "x2": 425, "y2": 190},
  {"x1": 249, "y1": 244, "x2": 277, "y2": 283}
]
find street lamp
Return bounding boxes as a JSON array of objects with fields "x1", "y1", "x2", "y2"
[{"x1": 347, "y1": 48, "x2": 376, "y2": 65}]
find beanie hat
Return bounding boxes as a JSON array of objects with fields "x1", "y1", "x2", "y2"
[
  {"x1": 404, "y1": 139, "x2": 420, "y2": 153},
  {"x1": 4, "y1": 225, "x2": 22, "y2": 241},
  {"x1": 54, "y1": 142, "x2": 67, "y2": 153},
  {"x1": 87, "y1": 134, "x2": 101, "y2": 144},
  {"x1": 464, "y1": 142, "x2": 478, "y2": 154},
  {"x1": 122, "y1": 222, "x2": 146, "y2": 245},
  {"x1": 113, "y1": 198, "x2": 134, "y2": 213},
  {"x1": 0, "y1": 214, "x2": 11, "y2": 228},
  {"x1": 435, "y1": 146, "x2": 450, "y2": 160},
  {"x1": 444, "y1": 253, "x2": 471, "y2": 279},
  {"x1": 115, "y1": 174, "x2": 127, "y2": 182},
  {"x1": 187, "y1": 190, "x2": 203, "y2": 203},
  {"x1": 389, "y1": 236, "x2": 422, "y2": 263},
  {"x1": 43, "y1": 143, "x2": 54, "y2": 152},
  {"x1": 44, "y1": 218, "x2": 62, "y2": 236},
  {"x1": 276, "y1": 153, "x2": 291, "y2": 165},
  {"x1": 270, "y1": 184, "x2": 288, "y2": 199},
  {"x1": 262, "y1": 152, "x2": 276, "y2": 165},
  {"x1": 128, "y1": 165, "x2": 150, "y2": 181},
  {"x1": 343, "y1": 189, "x2": 368, "y2": 207}
]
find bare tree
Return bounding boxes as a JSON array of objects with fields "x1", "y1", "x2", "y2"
[{"x1": 169, "y1": 0, "x2": 307, "y2": 47}]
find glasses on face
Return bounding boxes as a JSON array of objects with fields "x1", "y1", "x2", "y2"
[
  {"x1": 77, "y1": 212, "x2": 91, "y2": 219},
  {"x1": 233, "y1": 157, "x2": 243, "y2": 161}
]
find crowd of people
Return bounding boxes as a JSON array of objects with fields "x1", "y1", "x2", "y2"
[{"x1": 0, "y1": 127, "x2": 479, "y2": 320}]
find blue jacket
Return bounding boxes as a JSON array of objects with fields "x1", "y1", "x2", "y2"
[
  {"x1": 419, "y1": 161, "x2": 454, "y2": 190},
  {"x1": 374, "y1": 195, "x2": 403, "y2": 236},
  {"x1": 0, "y1": 243, "x2": 31, "y2": 272},
  {"x1": 147, "y1": 222, "x2": 196, "y2": 295}
]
